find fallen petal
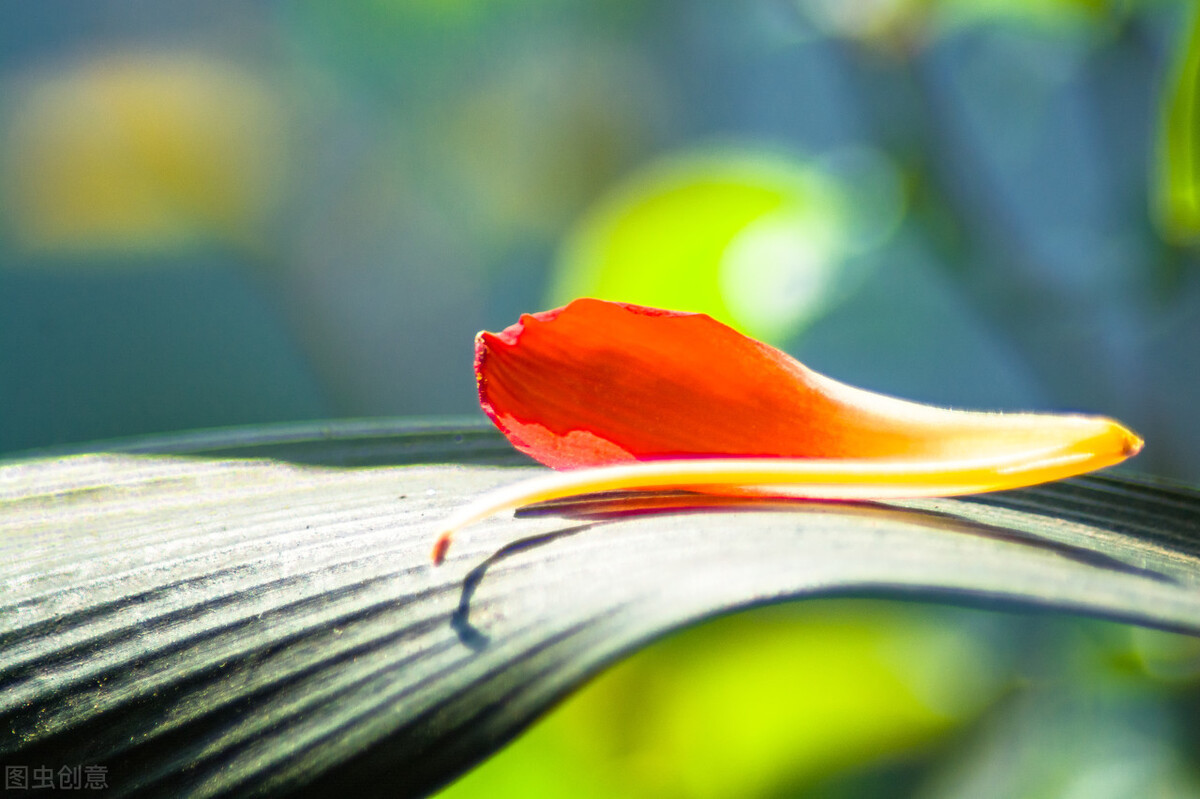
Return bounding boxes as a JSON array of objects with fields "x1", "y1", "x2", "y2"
[
  {"x1": 434, "y1": 299, "x2": 1143, "y2": 563},
  {"x1": 476, "y1": 298, "x2": 1140, "y2": 469}
]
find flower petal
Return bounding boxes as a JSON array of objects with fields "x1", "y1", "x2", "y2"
[
  {"x1": 434, "y1": 298, "x2": 1143, "y2": 563},
  {"x1": 476, "y1": 298, "x2": 1139, "y2": 469}
]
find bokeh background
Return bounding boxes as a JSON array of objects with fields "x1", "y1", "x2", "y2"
[{"x1": 3, "y1": 1, "x2": 1200, "y2": 796}]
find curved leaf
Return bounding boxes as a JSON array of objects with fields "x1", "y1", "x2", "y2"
[{"x1": 1, "y1": 421, "x2": 1198, "y2": 797}]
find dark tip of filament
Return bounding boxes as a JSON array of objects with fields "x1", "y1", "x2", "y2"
[
  {"x1": 431, "y1": 534, "x2": 451, "y2": 566},
  {"x1": 1121, "y1": 430, "x2": 1144, "y2": 458}
]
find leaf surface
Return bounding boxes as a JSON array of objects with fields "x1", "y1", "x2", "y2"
[{"x1": 1, "y1": 420, "x2": 1198, "y2": 797}]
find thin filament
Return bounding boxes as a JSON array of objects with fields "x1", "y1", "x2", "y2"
[{"x1": 430, "y1": 438, "x2": 1128, "y2": 565}]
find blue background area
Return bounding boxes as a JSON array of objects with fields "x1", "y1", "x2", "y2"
[{"x1": 0, "y1": 1, "x2": 1194, "y2": 477}]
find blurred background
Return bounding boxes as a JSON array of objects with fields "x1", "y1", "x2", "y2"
[{"x1": 3, "y1": 0, "x2": 1200, "y2": 796}]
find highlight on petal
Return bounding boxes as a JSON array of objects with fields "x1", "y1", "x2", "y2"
[{"x1": 435, "y1": 298, "x2": 1143, "y2": 564}]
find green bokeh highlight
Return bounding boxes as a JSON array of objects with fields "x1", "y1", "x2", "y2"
[
  {"x1": 436, "y1": 601, "x2": 1005, "y2": 799},
  {"x1": 1158, "y1": 2, "x2": 1200, "y2": 244},
  {"x1": 549, "y1": 150, "x2": 855, "y2": 344}
]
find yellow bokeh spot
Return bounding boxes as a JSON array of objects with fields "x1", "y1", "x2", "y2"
[{"x1": 2, "y1": 52, "x2": 289, "y2": 256}]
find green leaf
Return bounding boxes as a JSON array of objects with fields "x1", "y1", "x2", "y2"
[
  {"x1": 2, "y1": 421, "x2": 1198, "y2": 797},
  {"x1": 1157, "y1": 2, "x2": 1200, "y2": 243}
]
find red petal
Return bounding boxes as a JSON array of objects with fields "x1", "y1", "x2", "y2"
[
  {"x1": 477, "y1": 298, "x2": 927, "y2": 468},
  {"x1": 435, "y1": 297, "x2": 1142, "y2": 563}
]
